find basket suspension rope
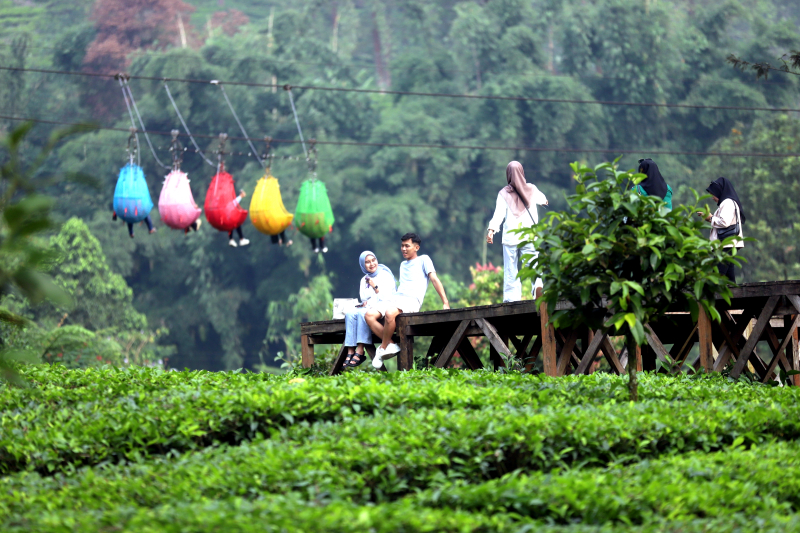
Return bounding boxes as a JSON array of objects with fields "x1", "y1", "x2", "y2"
[
  {"x1": 284, "y1": 85, "x2": 308, "y2": 159},
  {"x1": 212, "y1": 80, "x2": 265, "y2": 169},
  {"x1": 163, "y1": 81, "x2": 216, "y2": 167},
  {"x1": 120, "y1": 77, "x2": 171, "y2": 170},
  {"x1": 169, "y1": 129, "x2": 183, "y2": 171},
  {"x1": 117, "y1": 74, "x2": 141, "y2": 167}
]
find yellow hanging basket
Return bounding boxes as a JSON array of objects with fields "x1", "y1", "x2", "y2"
[{"x1": 249, "y1": 174, "x2": 294, "y2": 236}]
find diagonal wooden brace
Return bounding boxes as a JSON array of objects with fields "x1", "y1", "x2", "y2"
[{"x1": 730, "y1": 295, "x2": 780, "y2": 379}]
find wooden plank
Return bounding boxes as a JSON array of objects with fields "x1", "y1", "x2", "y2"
[
  {"x1": 713, "y1": 311, "x2": 748, "y2": 372},
  {"x1": 697, "y1": 306, "x2": 714, "y2": 373},
  {"x1": 474, "y1": 318, "x2": 513, "y2": 360},
  {"x1": 397, "y1": 316, "x2": 414, "y2": 371},
  {"x1": 524, "y1": 336, "x2": 542, "y2": 372},
  {"x1": 301, "y1": 334, "x2": 314, "y2": 368},
  {"x1": 434, "y1": 319, "x2": 471, "y2": 368},
  {"x1": 575, "y1": 330, "x2": 606, "y2": 375},
  {"x1": 792, "y1": 316, "x2": 800, "y2": 386},
  {"x1": 457, "y1": 338, "x2": 484, "y2": 370},
  {"x1": 670, "y1": 322, "x2": 698, "y2": 367},
  {"x1": 730, "y1": 295, "x2": 780, "y2": 378},
  {"x1": 329, "y1": 344, "x2": 349, "y2": 376},
  {"x1": 539, "y1": 301, "x2": 558, "y2": 376},
  {"x1": 645, "y1": 326, "x2": 670, "y2": 364},
  {"x1": 761, "y1": 316, "x2": 800, "y2": 383},
  {"x1": 556, "y1": 329, "x2": 579, "y2": 376},
  {"x1": 787, "y1": 294, "x2": 800, "y2": 314},
  {"x1": 600, "y1": 335, "x2": 626, "y2": 375}
]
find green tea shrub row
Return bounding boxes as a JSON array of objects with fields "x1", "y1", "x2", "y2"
[
  {"x1": 5, "y1": 493, "x2": 800, "y2": 533},
  {"x1": 4, "y1": 396, "x2": 800, "y2": 506}
]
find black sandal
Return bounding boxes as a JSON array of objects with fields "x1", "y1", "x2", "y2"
[
  {"x1": 343, "y1": 353, "x2": 354, "y2": 367},
  {"x1": 347, "y1": 353, "x2": 368, "y2": 368}
]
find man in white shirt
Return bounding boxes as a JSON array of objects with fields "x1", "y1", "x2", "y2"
[
  {"x1": 365, "y1": 233, "x2": 450, "y2": 368},
  {"x1": 487, "y1": 161, "x2": 548, "y2": 302}
]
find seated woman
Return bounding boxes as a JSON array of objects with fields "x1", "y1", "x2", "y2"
[{"x1": 344, "y1": 250, "x2": 396, "y2": 368}]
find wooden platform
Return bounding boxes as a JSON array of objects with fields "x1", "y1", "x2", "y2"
[{"x1": 299, "y1": 281, "x2": 800, "y2": 383}]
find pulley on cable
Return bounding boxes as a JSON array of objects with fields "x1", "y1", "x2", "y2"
[
  {"x1": 158, "y1": 130, "x2": 203, "y2": 233},
  {"x1": 204, "y1": 134, "x2": 250, "y2": 248},
  {"x1": 249, "y1": 137, "x2": 294, "y2": 245},
  {"x1": 294, "y1": 139, "x2": 334, "y2": 253},
  {"x1": 113, "y1": 128, "x2": 156, "y2": 238}
]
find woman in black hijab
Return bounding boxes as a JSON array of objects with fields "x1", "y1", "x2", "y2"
[
  {"x1": 697, "y1": 177, "x2": 745, "y2": 282},
  {"x1": 636, "y1": 158, "x2": 673, "y2": 210}
]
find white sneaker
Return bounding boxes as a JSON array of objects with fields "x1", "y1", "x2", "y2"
[
  {"x1": 195, "y1": 219, "x2": 202, "y2": 231},
  {"x1": 228, "y1": 239, "x2": 238, "y2": 247},
  {"x1": 322, "y1": 246, "x2": 329, "y2": 253},
  {"x1": 239, "y1": 238, "x2": 250, "y2": 247},
  {"x1": 383, "y1": 343, "x2": 401, "y2": 357},
  {"x1": 372, "y1": 350, "x2": 384, "y2": 369}
]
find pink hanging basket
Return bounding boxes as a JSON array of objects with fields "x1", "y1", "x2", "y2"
[{"x1": 158, "y1": 170, "x2": 202, "y2": 230}]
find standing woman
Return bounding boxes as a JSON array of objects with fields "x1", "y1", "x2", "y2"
[
  {"x1": 487, "y1": 161, "x2": 548, "y2": 302},
  {"x1": 343, "y1": 251, "x2": 397, "y2": 368},
  {"x1": 698, "y1": 177, "x2": 745, "y2": 282},
  {"x1": 636, "y1": 158, "x2": 673, "y2": 210}
]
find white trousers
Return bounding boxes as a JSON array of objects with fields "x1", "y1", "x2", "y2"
[{"x1": 503, "y1": 243, "x2": 542, "y2": 302}]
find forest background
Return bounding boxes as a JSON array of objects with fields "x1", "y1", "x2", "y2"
[{"x1": 0, "y1": 0, "x2": 798, "y2": 372}]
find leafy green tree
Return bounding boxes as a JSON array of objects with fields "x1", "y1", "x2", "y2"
[{"x1": 519, "y1": 160, "x2": 740, "y2": 399}]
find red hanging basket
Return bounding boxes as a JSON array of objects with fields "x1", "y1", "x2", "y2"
[{"x1": 204, "y1": 163, "x2": 248, "y2": 232}]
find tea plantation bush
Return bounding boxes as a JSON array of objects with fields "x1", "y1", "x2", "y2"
[{"x1": 3, "y1": 365, "x2": 800, "y2": 532}]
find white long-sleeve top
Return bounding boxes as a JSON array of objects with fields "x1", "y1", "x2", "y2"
[
  {"x1": 359, "y1": 268, "x2": 397, "y2": 304},
  {"x1": 709, "y1": 198, "x2": 744, "y2": 249},
  {"x1": 487, "y1": 187, "x2": 548, "y2": 246}
]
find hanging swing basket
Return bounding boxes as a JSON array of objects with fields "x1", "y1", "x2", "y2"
[
  {"x1": 158, "y1": 170, "x2": 202, "y2": 230},
  {"x1": 113, "y1": 163, "x2": 154, "y2": 224},
  {"x1": 204, "y1": 166, "x2": 248, "y2": 232},
  {"x1": 294, "y1": 179, "x2": 334, "y2": 239},
  {"x1": 249, "y1": 174, "x2": 294, "y2": 236}
]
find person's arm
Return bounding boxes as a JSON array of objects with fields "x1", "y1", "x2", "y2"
[
  {"x1": 710, "y1": 200, "x2": 735, "y2": 228},
  {"x1": 428, "y1": 272, "x2": 450, "y2": 309},
  {"x1": 359, "y1": 277, "x2": 373, "y2": 302},
  {"x1": 531, "y1": 185, "x2": 549, "y2": 206},
  {"x1": 487, "y1": 194, "x2": 506, "y2": 244}
]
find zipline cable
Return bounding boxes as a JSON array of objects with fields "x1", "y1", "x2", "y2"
[
  {"x1": 213, "y1": 81, "x2": 265, "y2": 168},
  {"x1": 163, "y1": 81, "x2": 215, "y2": 167},
  {"x1": 5, "y1": 113, "x2": 800, "y2": 159},
  {"x1": 3, "y1": 65, "x2": 800, "y2": 115},
  {"x1": 117, "y1": 76, "x2": 141, "y2": 166},
  {"x1": 121, "y1": 77, "x2": 171, "y2": 170},
  {"x1": 285, "y1": 86, "x2": 308, "y2": 158}
]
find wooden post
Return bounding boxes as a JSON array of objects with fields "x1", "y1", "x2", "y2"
[
  {"x1": 397, "y1": 316, "x2": 414, "y2": 371},
  {"x1": 301, "y1": 334, "x2": 314, "y2": 368},
  {"x1": 539, "y1": 297, "x2": 557, "y2": 377},
  {"x1": 698, "y1": 306, "x2": 713, "y2": 373},
  {"x1": 792, "y1": 318, "x2": 800, "y2": 387}
]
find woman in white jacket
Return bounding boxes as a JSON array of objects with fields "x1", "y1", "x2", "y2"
[
  {"x1": 487, "y1": 161, "x2": 548, "y2": 302},
  {"x1": 697, "y1": 177, "x2": 745, "y2": 283}
]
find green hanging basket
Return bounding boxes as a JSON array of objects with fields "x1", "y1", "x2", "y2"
[{"x1": 294, "y1": 179, "x2": 335, "y2": 239}]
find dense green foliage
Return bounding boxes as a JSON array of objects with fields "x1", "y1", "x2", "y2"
[
  {"x1": 4, "y1": 365, "x2": 800, "y2": 530},
  {"x1": 0, "y1": 0, "x2": 798, "y2": 371}
]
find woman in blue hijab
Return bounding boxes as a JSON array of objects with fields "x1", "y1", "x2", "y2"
[{"x1": 344, "y1": 251, "x2": 397, "y2": 368}]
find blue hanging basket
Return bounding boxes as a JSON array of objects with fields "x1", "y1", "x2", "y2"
[{"x1": 113, "y1": 163, "x2": 154, "y2": 224}]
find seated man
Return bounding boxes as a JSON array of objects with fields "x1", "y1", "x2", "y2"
[{"x1": 365, "y1": 232, "x2": 450, "y2": 369}]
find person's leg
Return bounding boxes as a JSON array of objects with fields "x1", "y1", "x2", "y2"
[
  {"x1": 228, "y1": 229, "x2": 237, "y2": 247},
  {"x1": 127, "y1": 222, "x2": 134, "y2": 237},
  {"x1": 145, "y1": 215, "x2": 155, "y2": 233},
  {"x1": 343, "y1": 312, "x2": 358, "y2": 365},
  {"x1": 717, "y1": 248, "x2": 735, "y2": 282},
  {"x1": 519, "y1": 242, "x2": 541, "y2": 297},
  {"x1": 356, "y1": 309, "x2": 373, "y2": 346},
  {"x1": 503, "y1": 244, "x2": 522, "y2": 302},
  {"x1": 237, "y1": 226, "x2": 249, "y2": 246},
  {"x1": 381, "y1": 308, "x2": 401, "y2": 350},
  {"x1": 321, "y1": 236, "x2": 328, "y2": 253},
  {"x1": 271, "y1": 234, "x2": 279, "y2": 244},
  {"x1": 236, "y1": 226, "x2": 243, "y2": 239},
  {"x1": 365, "y1": 309, "x2": 385, "y2": 339}
]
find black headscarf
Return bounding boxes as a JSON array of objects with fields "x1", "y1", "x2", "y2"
[
  {"x1": 706, "y1": 177, "x2": 746, "y2": 224},
  {"x1": 637, "y1": 158, "x2": 669, "y2": 199}
]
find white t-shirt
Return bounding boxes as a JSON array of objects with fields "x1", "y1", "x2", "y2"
[
  {"x1": 709, "y1": 198, "x2": 744, "y2": 249},
  {"x1": 487, "y1": 188, "x2": 548, "y2": 246},
  {"x1": 396, "y1": 254, "x2": 435, "y2": 305}
]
